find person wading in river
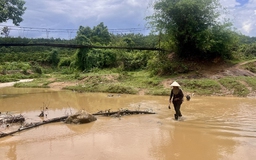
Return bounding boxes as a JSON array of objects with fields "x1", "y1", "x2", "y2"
[{"x1": 169, "y1": 81, "x2": 184, "y2": 120}]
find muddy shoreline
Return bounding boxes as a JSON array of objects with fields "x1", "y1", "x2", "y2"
[{"x1": 1, "y1": 77, "x2": 256, "y2": 98}]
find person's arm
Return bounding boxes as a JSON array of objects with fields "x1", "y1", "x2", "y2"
[
  {"x1": 180, "y1": 89, "x2": 184, "y2": 99},
  {"x1": 169, "y1": 90, "x2": 173, "y2": 103}
]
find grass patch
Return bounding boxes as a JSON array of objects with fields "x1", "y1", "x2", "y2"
[
  {"x1": 239, "y1": 77, "x2": 256, "y2": 90},
  {"x1": 64, "y1": 70, "x2": 165, "y2": 95},
  {"x1": 14, "y1": 78, "x2": 50, "y2": 88},
  {"x1": 65, "y1": 83, "x2": 136, "y2": 94},
  {"x1": 147, "y1": 87, "x2": 170, "y2": 96},
  {"x1": 242, "y1": 62, "x2": 256, "y2": 73},
  {"x1": 7, "y1": 67, "x2": 255, "y2": 97},
  {"x1": 218, "y1": 77, "x2": 250, "y2": 97},
  {"x1": 118, "y1": 71, "x2": 164, "y2": 88},
  {"x1": 0, "y1": 73, "x2": 41, "y2": 83},
  {"x1": 178, "y1": 79, "x2": 222, "y2": 95}
]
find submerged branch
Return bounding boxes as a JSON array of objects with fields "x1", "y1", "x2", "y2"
[
  {"x1": 0, "y1": 116, "x2": 68, "y2": 138},
  {"x1": 92, "y1": 109, "x2": 156, "y2": 117}
]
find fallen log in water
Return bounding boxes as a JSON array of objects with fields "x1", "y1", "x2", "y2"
[
  {"x1": 0, "y1": 115, "x2": 68, "y2": 138},
  {"x1": 0, "y1": 109, "x2": 155, "y2": 138},
  {"x1": 92, "y1": 109, "x2": 155, "y2": 117}
]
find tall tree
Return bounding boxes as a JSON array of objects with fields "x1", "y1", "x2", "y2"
[
  {"x1": 0, "y1": 0, "x2": 26, "y2": 25},
  {"x1": 147, "y1": 0, "x2": 237, "y2": 60},
  {"x1": 91, "y1": 22, "x2": 111, "y2": 45},
  {"x1": 76, "y1": 22, "x2": 111, "y2": 45}
]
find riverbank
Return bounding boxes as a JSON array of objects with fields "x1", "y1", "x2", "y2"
[{"x1": 1, "y1": 59, "x2": 256, "y2": 98}]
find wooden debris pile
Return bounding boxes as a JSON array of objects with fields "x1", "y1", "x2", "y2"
[{"x1": 0, "y1": 113, "x2": 25, "y2": 125}]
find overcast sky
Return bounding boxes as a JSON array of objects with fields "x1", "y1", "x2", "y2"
[{"x1": 2, "y1": 0, "x2": 256, "y2": 39}]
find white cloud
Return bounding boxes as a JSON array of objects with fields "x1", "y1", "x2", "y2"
[
  {"x1": 219, "y1": 0, "x2": 238, "y2": 7},
  {"x1": 220, "y1": 0, "x2": 256, "y2": 37},
  {"x1": 2, "y1": 0, "x2": 256, "y2": 38},
  {"x1": 20, "y1": 0, "x2": 152, "y2": 30},
  {"x1": 242, "y1": 21, "x2": 253, "y2": 33}
]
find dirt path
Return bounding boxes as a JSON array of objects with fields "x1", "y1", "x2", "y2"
[
  {"x1": 200, "y1": 59, "x2": 256, "y2": 78},
  {"x1": 0, "y1": 79, "x2": 34, "y2": 88}
]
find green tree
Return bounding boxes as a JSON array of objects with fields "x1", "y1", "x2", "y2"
[
  {"x1": 76, "y1": 22, "x2": 111, "y2": 45},
  {"x1": 147, "y1": 0, "x2": 237, "y2": 60},
  {"x1": 76, "y1": 26, "x2": 92, "y2": 41},
  {"x1": 74, "y1": 33, "x2": 92, "y2": 71},
  {"x1": 91, "y1": 22, "x2": 111, "y2": 45},
  {"x1": 0, "y1": 0, "x2": 26, "y2": 25}
]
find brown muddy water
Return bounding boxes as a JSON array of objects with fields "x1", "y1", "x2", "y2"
[{"x1": 0, "y1": 87, "x2": 256, "y2": 160}]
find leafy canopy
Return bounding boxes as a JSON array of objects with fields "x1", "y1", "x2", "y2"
[
  {"x1": 147, "y1": 0, "x2": 237, "y2": 60},
  {"x1": 76, "y1": 22, "x2": 111, "y2": 45},
  {"x1": 0, "y1": 0, "x2": 26, "y2": 25}
]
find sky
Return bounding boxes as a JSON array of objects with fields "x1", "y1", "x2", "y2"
[{"x1": 1, "y1": 0, "x2": 256, "y2": 39}]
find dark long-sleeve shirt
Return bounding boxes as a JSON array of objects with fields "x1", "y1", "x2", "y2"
[{"x1": 169, "y1": 89, "x2": 184, "y2": 103}]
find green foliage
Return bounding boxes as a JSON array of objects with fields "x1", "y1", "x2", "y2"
[
  {"x1": 0, "y1": 61, "x2": 31, "y2": 75},
  {"x1": 0, "y1": 73, "x2": 41, "y2": 83},
  {"x1": 147, "y1": 51, "x2": 191, "y2": 75},
  {"x1": 74, "y1": 48, "x2": 117, "y2": 72},
  {"x1": 238, "y1": 43, "x2": 256, "y2": 58},
  {"x1": 237, "y1": 34, "x2": 256, "y2": 44},
  {"x1": 0, "y1": 0, "x2": 26, "y2": 25},
  {"x1": 111, "y1": 33, "x2": 159, "y2": 48},
  {"x1": 0, "y1": 33, "x2": 159, "y2": 74},
  {"x1": 31, "y1": 63, "x2": 43, "y2": 74},
  {"x1": 76, "y1": 22, "x2": 111, "y2": 45},
  {"x1": 242, "y1": 77, "x2": 256, "y2": 91},
  {"x1": 74, "y1": 48, "x2": 90, "y2": 71},
  {"x1": 0, "y1": 61, "x2": 42, "y2": 83},
  {"x1": 75, "y1": 34, "x2": 92, "y2": 45},
  {"x1": 242, "y1": 61, "x2": 256, "y2": 73},
  {"x1": 14, "y1": 78, "x2": 50, "y2": 88},
  {"x1": 49, "y1": 50, "x2": 60, "y2": 66},
  {"x1": 147, "y1": 52, "x2": 173, "y2": 75},
  {"x1": 58, "y1": 57, "x2": 72, "y2": 68},
  {"x1": 147, "y1": 0, "x2": 237, "y2": 60},
  {"x1": 115, "y1": 50, "x2": 154, "y2": 71},
  {"x1": 0, "y1": 37, "x2": 76, "y2": 64},
  {"x1": 147, "y1": 88, "x2": 170, "y2": 96}
]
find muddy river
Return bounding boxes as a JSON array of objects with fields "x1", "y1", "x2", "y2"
[{"x1": 0, "y1": 87, "x2": 255, "y2": 160}]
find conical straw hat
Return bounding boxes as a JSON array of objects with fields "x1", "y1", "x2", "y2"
[{"x1": 170, "y1": 81, "x2": 180, "y2": 87}]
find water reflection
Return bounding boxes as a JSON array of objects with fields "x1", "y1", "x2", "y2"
[{"x1": 0, "y1": 87, "x2": 256, "y2": 160}]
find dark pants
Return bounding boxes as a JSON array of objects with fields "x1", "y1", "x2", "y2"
[{"x1": 173, "y1": 101, "x2": 182, "y2": 118}]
